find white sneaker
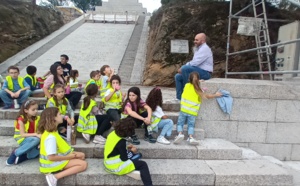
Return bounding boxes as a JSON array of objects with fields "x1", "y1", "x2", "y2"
[
  {"x1": 188, "y1": 137, "x2": 199, "y2": 145},
  {"x1": 173, "y1": 134, "x2": 184, "y2": 144},
  {"x1": 46, "y1": 174, "x2": 57, "y2": 186},
  {"x1": 157, "y1": 136, "x2": 171, "y2": 145},
  {"x1": 126, "y1": 170, "x2": 141, "y2": 180},
  {"x1": 82, "y1": 133, "x2": 90, "y2": 143},
  {"x1": 93, "y1": 135, "x2": 106, "y2": 144}
]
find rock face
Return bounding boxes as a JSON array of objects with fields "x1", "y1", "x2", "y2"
[
  {"x1": 0, "y1": 0, "x2": 65, "y2": 63},
  {"x1": 143, "y1": 1, "x2": 300, "y2": 86}
]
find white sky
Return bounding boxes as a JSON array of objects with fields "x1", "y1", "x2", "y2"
[{"x1": 102, "y1": 0, "x2": 162, "y2": 13}]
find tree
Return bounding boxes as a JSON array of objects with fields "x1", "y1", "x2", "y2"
[{"x1": 71, "y1": 0, "x2": 102, "y2": 12}]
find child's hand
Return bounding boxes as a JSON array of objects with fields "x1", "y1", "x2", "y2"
[
  {"x1": 131, "y1": 146, "x2": 138, "y2": 154},
  {"x1": 127, "y1": 144, "x2": 133, "y2": 149},
  {"x1": 71, "y1": 118, "x2": 75, "y2": 124},
  {"x1": 215, "y1": 92, "x2": 222, "y2": 97},
  {"x1": 36, "y1": 134, "x2": 42, "y2": 138},
  {"x1": 143, "y1": 118, "x2": 151, "y2": 125},
  {"x1": 67, "y1": 118, "x2": 74, "y2": 125},
  {"x1": 161, "y1": 115, "x2": 168, "y2": 119}
]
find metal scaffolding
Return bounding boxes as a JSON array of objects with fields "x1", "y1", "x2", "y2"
[{"x1": 225, "y1": 0, "x2": 300, "y2": 80}]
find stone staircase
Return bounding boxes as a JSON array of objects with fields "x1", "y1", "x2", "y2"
[{"x1": 0, "y1": 86, "x2": 294, "y2": 185}]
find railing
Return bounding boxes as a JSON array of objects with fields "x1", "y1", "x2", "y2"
[{"x1": 85, "y1": 11, "x2": 138, "y2": 24}]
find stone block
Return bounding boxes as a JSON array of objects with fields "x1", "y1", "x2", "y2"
[
  {"x1": 266, "y1": 122, "x2": 300, "y2": 144},
  {"x1": 229, "y1": 99, "x2": 276, "y2": 122},
  {"x1": 206, "y1": 159, "x2": 293, "y2": 186},
  {"x1": 241, "y1": 148, "x2": 263, "y2": 160},
  {"x1": 199, "y1": 100, "x2": 230, "y2": 121},
  {"x1": 234, "y1": 142, "x2": 249, "y2": 148},
  {"x1": 275, "y1": 100, "x2": 300, "y2": 123},
  {"x1": 270, "y1": 83, "x2": 300, "y2": 100},
  {"x1": 197, "y1": 139, "x2": 242, "y2": 160},
  {"x1": 249, "y1": 143, "x2": 292, "y2": 161},
  {"x1": 291, "y1": 145, "x2": 300, "y2": 160},
  {"x1": 0, "y1": 136, "x2": 18, "y2": 157},
  {"x1": 73, "y1": 138, "x2": 97, "y2": 158},
  {"x1": 236, "y1": 121, "x2": 267, "y2": 143},
  {"x1": 199, "y1": 120, "x2": 238, "y2": 142},
  {"x1": 0, "y1": 120, "x2": 14, "y2": 136}
]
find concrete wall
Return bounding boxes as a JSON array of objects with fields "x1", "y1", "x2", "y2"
[
  {"x1": 95, "y1": 0, "x2": 147, "y2": 15},
  {"x1": 198, "y1": 78, "x2": 300, "y2": 161}
]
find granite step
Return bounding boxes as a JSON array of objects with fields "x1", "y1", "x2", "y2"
[
  {"x1": 0, "y1": 157, "x2": 293, "y2": 186},
  {"x1": 0, "y1": 136, "x2": 242, "y2": 160}
]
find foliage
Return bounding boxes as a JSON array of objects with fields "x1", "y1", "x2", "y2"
[{"x1": 71, "y1": 0, "x2": 102, "y2": 12}]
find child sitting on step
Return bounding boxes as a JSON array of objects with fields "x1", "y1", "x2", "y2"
[
  {"x1": 84, "y1": 71, "x2": 100, "y2": 93},
  {"x1": 174, "y1": 72, "x2": 222, "y2": 145},
  {"x1": 104, "y1": 75, "x2": 126, "y2": 122},
  {"x1": 104, "y1": 118, "x2": 153, "y2": 186},
  {"x1": 69, "y1": 70, "x2": 80, "y2": 92},
  {"x1": 38, "y1": 107, "x2": 87, "y2": 186},
  {"x1": 99, "y1": 65, "x2": 113, "y2": 99},
  {"x1": 146, "y1": 87, "x2": 174, "y2": 145},
  {"x1": 78, "y1": 84, "x2": 112, "y2": 144},
  {"x1": 6, "y1": 100, "x2": 40, "y2": 165},
  {"x1": 122, "y1": 87, "x2": 155, "y2": 145},
  {"x1": 46, "y1": 84, "x2": 76, "y2": 139},
  {"x1": 24, "y1": 65, "x2": 44, "y2": 97}
]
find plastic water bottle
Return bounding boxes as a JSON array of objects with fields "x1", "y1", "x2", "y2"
[
  {"x1": 14, "y1": 99, "x2": 20, "y2": 109},
  {"x1": 67, "y1": 125, "x2": 71, "y2": 142}
]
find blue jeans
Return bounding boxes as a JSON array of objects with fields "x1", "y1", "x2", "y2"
[
  {"x1": 175, "y1": 65, "x2": 211, "y2": 100},
  {"x1": 177, "y1": 112, "x2": 196, "y2": 135},
  {"x1": 157, "y1": 119, "x2": 173, "y2": 137},
  {"x1": 15, "y1": 137, "x2": 40, "y2": 159},
  {"x1": 0, "y1": 89, "x2": 31, "y2": 107}
]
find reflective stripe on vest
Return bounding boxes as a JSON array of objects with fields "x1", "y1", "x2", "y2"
[
  {"x1": 77, "y1": 99, "x2": 98, "y2": 134},
  {"x1": 46, "y1": 97, "x2": 68, "y2": 115},
  {"x1": 85, "y1": 79, "x2": 96, "y2": 91},
  {"x1": 14, "y1": 115, "x2": 40, "y2": 144},
  {"x1": 180, "y1": 83, "x2": 201, "y2": 116},
  {"x1": 6, "y1": 76, "x2": 24, "y2": 91},
  {"x1": 104, "y1": 88, "x2": 122, "y2": 110},
  {"x1": 24, "y1": 74, "x2": 37, "y2": 87},
  {"x1": 104, "y1": 131, "x2": 135, "y2": 175},
  {"x1": 150, "y1": 116, "x2": 160, "y2": 130},
  {"x1": 39, "y1": 131, "x2": 73, "y2": 173}
]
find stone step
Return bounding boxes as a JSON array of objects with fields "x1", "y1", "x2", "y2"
[
  {"x1": 0, "y1": 136, "x2": 242, "y2": 160},
  {"x1": 0, "y1": 119, "x2": 205, "y2": 140},
  {"x1": 0, "y1": 157, "x2": 292, "y2": 185}
]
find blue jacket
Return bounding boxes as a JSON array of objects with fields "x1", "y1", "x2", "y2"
[{"x1": 216, "y1": 89, "x2": 233, "y2": 115}]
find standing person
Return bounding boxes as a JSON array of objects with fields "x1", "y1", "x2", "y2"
[
  {"x1": 6, "y1": 100, "x2": 40, "y2": 165},
  {"x1": 104, "y1": 75, "x2": 126, "y2": 122},
  {"x1": 24, "y1": 65, "x2": 44, "y2": 97},
  {"x1": 122, "y1": 87, "x2": 155, "y2": 145},
  {"x1": 175, "y1": 33, "x2": 213, "y2": 100},
  {"x1": 77, "y1": 84, "x2": 112, "y2": 144},
  {"x1": 174, "y1": 72, "x2": 222, "y2": 145},
  {"x1": 44, "y1": 54, "x2": 72, "y2": 78},
  {"x1": 38, "y1": 107, "x2": 87, "y2": 186},
  {"x1": 146, "y1": 87, "x2": 174, "y2": 145},
  {"x1": 0, "y1": 66, "x2": 31, "y2": 109},
  {"x1": 104, "y1": 118, "x2": 153, "y2": 186},
  {"x1": 43, "y1": 63, "x2": 82, "y2": 109}
]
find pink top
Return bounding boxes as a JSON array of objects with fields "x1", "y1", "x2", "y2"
[
  {"x1": 43, "y1": 75, "x2": 64, "y2": 89},
  {"x1": 123, "y1": 99, "x2": 146, "y2": 115}
]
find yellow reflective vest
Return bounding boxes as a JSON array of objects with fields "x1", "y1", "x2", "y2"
[
  {"x1": 6, "y1": 76, "x2": 24, "y2": 91},
  {"x1": 14, "y1": 115, "x2": 40, "y2": 144},
  {"x1": 180, "y1": 83, "x2": 201, "y2": 116},
  {"x1": 39, "y1": 131, "x2": 73, "y2": 173},
  {"x1": 104, "y1": 131, "x2": 135, "y2": 175},
  {"x1": 77, "y1": 99, "x2": 98, "y2": 134},
  {"x1": 46, "y1": 97, "x2": 68, "y2": 115},
  {"x1": 99, "y1": 76, "x2": 111, "y2": 99},
  {"x1": 24, "y1": 74, "x2": 37, "y2": 87},
  {"x1": 85, "y1": 79, "x2": 96, "y2": 91},
  {"x1": 70, "y1": 78, "x2": 78, "y2": 88},
  {"x1": 104, "y1": 88, "x2": 122, "y2": 111}
]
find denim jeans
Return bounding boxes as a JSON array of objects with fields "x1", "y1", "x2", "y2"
[
  {"x1": 106, "y1": 109, "x2": 121, "y2": 122},
  {"x1": 0, "y1": 89, "x2": 31, "y2": 107},
  {"x1": 157, "y1": 118, "x2": 173, "y2": 137},
  {"x1": 175, "y1": 65, "x2": 211, "y2": 100},
  {"x1": 15, "y1": 137, "x2": 40, "y2": 159},
  {"x1": 177, "y1": 112, "x2": 196, "y2": 135}
]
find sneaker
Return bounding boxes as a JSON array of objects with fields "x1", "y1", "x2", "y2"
[
  {"x1": 6, "y1": 150, "x2": 17, "y2": 165},
  {"x1": 15, "y1": 153, "x2": 28, "y2": 164},
  {"x1": 45, "y1": 174, "x2": 57, "y2": 186},
  {"x1": 173, "y1": 134, "x2": 184, "y2": 144},
  {"x1": 157, "y1": 136, "x2": 171, "y2": 145},
  {"x1": 93, "y1": 135, "x2": 106, "y2": 144},
  {"x1": 126, "y1": 170, "x2": 141, "y2": 180},
  {"x1": 187, "y1": 137, "x2": 199, "y2": 145},
  {"x1": 131, "y1": 135, "x2": 140, "y2": 145},
  {"x1": 144, "y1": 135, "x2": 156, "y2": 143},
  {"x1": 82, "y1": 133, "x2": 90, "y2": 143},
  {"x1": 2, "y1": 105, "x2": 12, "y2": 110}
]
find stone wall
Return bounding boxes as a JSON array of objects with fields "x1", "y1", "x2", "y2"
[
  {"x1": 198, "y1": 78, "x2": 300, "y2": 161},
  {"x1": 95, "y1": 0, "x2": 147, "y2": 15}
]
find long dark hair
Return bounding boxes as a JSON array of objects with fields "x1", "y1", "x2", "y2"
[
  {"x1": 122, "y1": 87, "x2": 141, "y2": 112},
  {"x1": 83, "y1": 84, "x2": 98, "y2": 110},
  {"x1": 70, "y1": 69, "x2": 78, "y2": 81},
  {"x1": 50, "y1": 63, "x2": 65, "y2": 85},
  {"x1": 114, "y1": 118, "x2": 136, "y2": 138},
  {"x1": 146, "y1": 87, "x2": 162, "y2": 111}
]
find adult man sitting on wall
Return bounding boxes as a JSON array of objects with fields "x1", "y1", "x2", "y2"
[{"x1": 175, "y1": 33, "x2": 213, "y2": 100}]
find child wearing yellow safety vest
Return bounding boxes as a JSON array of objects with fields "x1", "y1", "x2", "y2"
[
  {"x1": 38, "y1": 107, "x2": 87, "y2": 186},
  {"x1": 104, "y1": 75, "x2": 126, "y2": 122},
  {"x1": 24, "y1": 65, "x2": 44, "y2": 97},
  {"x1": 99, "y1": 65, "x2": 113, "y2": 99},
  {"x1": 104, "y1": 118, "x2": 153, "y2": 186},
  {"x1": 78, "y1": 84, "x2": 112, "y2": 144},
  {"x1": 84, "y1": 71, "x2": 100, "y2": 92},
  {"x1": 6, "y1": 100, "x2": 40, "y2": 165},
  {"x1": 46, "y1": 84, "x2": 77, "y2": 139},
  {"x1": 146, "y1": 87, "x2": 174, "y2": 145},
  {"x1": 173, "y1": 72, "x2": 222, "y2": 145}
]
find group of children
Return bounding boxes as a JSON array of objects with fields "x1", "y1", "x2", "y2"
[{"x1": 2, "y1": 60, "x2": 222, "y2": 186}]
